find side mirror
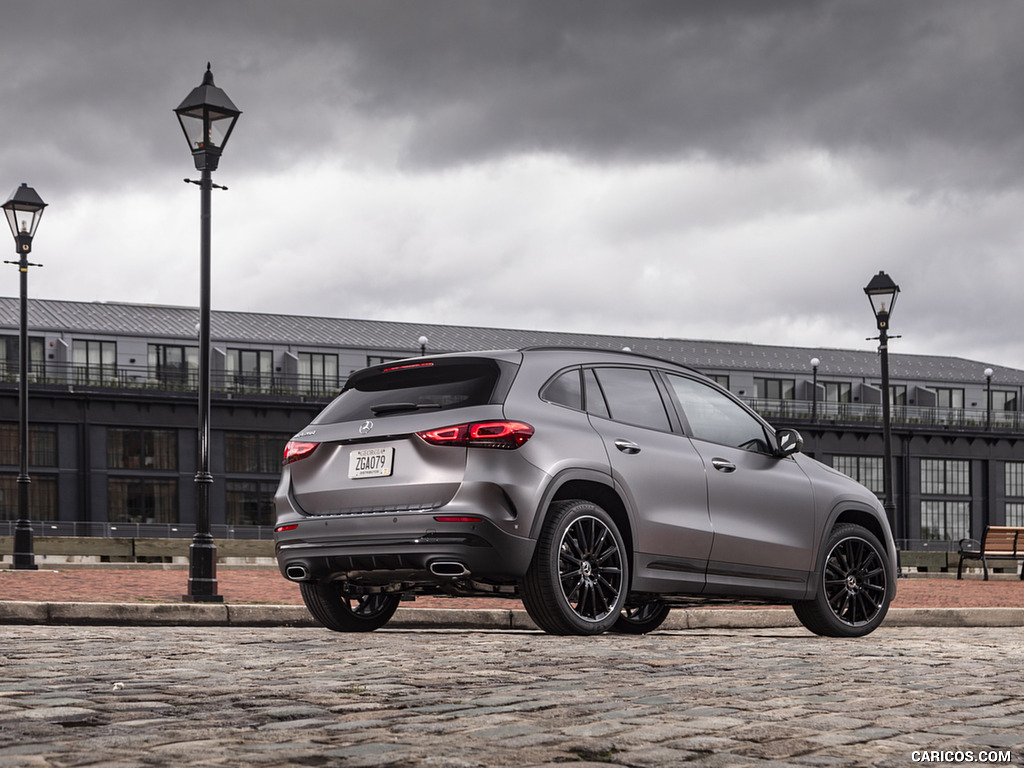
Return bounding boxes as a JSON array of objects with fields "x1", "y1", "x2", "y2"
[{"x1": 775, "y1": 428, "x2": 803, "y2": 457}]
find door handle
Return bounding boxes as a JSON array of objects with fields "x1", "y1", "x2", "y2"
[
  {"x1": 614, "y1": 439, "x2": 641, "y2": 455},
  {"x1": 711, "y1": 458, "x2": 736, "y2": 473}
]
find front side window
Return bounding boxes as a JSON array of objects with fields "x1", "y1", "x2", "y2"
[
  {"x1": 668, "y1": 374, "x2": 770, "y2": 453},
  {"x1": 590, "y1": 368, "x2": 671, "y2": 432}
]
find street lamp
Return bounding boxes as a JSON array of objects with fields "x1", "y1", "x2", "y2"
[
  {"x1": 984, "y1": 368, "x2": 994, "y2": 431},
  {"x1": 810, "y1": 357, "x2": 820, "y2": 423},
  {"x1": 174, "y1": 64, "x2": 241, "y2": 603},
  {"x1": 418, "y1": 335, "x2": 428, "y2": 356},
  {"x1": 864, "y1": 270, "x2": 901, "y2": 539},
  {"x1": 3, "y1": 183, "x2": 46, "y2": 570}
]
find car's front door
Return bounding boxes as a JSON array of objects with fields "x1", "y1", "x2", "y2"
[
  {"x1": 665, "y1": 374, "x2": 816, "y2": 599},
  {"x1": 585, "y1": 367, "x2": 712, "y2": 592}
]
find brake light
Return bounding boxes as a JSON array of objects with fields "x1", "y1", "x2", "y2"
[
  {"x1": 283, "y1": 441, "x2": 319, "y2": 465},
  {"x1": 417, "y1": 421, "x2": 534, "y2": 449},
  {"x1": 382, "y1": 362, "x2": 434, "y2": 373}
]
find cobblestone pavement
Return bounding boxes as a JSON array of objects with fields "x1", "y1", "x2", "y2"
[{"x1": 0, "y1": 626, "x2": 1021, "y2": 768}]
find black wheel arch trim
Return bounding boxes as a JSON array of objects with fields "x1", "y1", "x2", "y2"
[{"x1": 530, "y1": 467, "x2": 636, "y2": 544}]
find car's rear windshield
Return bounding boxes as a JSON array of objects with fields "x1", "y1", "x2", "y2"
[{"x1": 313, "y1": 360, "x2": 504, "y2": 424}]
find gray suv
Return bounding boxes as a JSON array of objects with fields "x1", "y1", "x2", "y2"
[{"x1": 275, "y1": 348, "x2": 896, "y2": 637}]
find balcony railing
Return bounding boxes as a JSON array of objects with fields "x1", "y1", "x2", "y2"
[
  {"x1": 745, "y1": 398, "x2": 1024, "y2": 431},
  {"x1": 0, "y1": 362, "x2": 341, "y2": 401},
  {"x1": 0, "y1": 520, "x2": 273, "y2": 539},
  {"x1": 2, "y1": 363, "x2": 1021, "y2": 431}
]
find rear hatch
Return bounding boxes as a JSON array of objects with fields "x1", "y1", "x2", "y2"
[{"x1": 284, "y1": 355, "x2": 520, "y2": 516}]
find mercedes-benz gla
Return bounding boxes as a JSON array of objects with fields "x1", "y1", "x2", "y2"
[{"x1": 275, "y1": 348, "x2": 896, "y2": 636}]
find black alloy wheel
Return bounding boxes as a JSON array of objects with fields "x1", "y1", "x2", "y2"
[
  {"x1": 521, "y1": 500, "x2": 629, "y2": 635},
  {"x1": 793, "y1": 523, "x2": 892, "y2": 638},
  {"x1": 299, "y1": 581, "x2": 401, "y2": 632},
  {"x1": 611, "y1": 600, "x2": 671, "y2": 634}
]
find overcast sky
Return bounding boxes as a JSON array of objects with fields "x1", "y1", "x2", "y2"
[{"x1": 3, "y1": 1, "x2": 1024, "y2": 374}]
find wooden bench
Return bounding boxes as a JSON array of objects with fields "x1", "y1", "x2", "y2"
[{"x1": 957, "y1": 526, "x2": 1024, "y2": 580}]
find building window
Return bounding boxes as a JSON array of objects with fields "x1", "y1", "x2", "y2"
[
  {"x1": 149, "y1": 344, "x2": 197, "y2": 387},
  {"x1": 108, "y1": 479, "x2": 177, "y2": 524},
  {"x1": 935, "y1": 388, "x2": 964, "y2": 409},
  {"x1": 992, "y1": 391, "x2": 1018, "y2": 412},
  {"x1": 754, "y1": 378, "x2": 795, "y2": 400},
  {"x1": 226, "y1": 349, "x2": 273, "y2": 390},
  {"x1": 367, "y1": 355, "x2": 403, "y2": 367},
  {"x1": 0, "y1": 474, "x2": 57, "y2": 520},
  {"x1": 0, "y1": 423, "x2": 57, "y2": 467},
  {"x1": 1005, "y1": 462, "x2": 1024, "y2": 526},
  {"x1": 107, "y1": 429, "x2": 177, "y2": 470},
  {"x1": 832, "y1": 455, "x2": 884, "y2": 495},
  {"x1": 299, "y1": 352, "x2": 338, "y2": 396},
  {"x1": 890, "y1": 385, "x2": 907, "y2": 406},
  {"x1": 73, "y1": 339, "x2": 116, "y2": 384},
  {"x1": 224, "y1": 433, "x2": 289, "y2": 474},
  {"x1": 825, "y1": 382, "x2": 852, "y2": 403},
  {"x1": 226, "y1": 480, "x2": 278, "y2": 526},
  {"x1": 707, "y1": 374, "x2": 730, "y2": 390},
  {"x1": 920, "y1": 459, "x2": 971, "y2": 540},
  {"x1": 0, "y1": 336, "x2": 45, "y2": 379}
]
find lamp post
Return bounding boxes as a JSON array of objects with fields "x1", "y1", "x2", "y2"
[
  {"x1": 810, "y1": 357, "x2": 820, "y2": 423},
  {"x1": 174, "y1": 64, "x2": 241, "y2": 602},
  {"x1": 864, "y1": 270, "x2": 901, "y2": 539},
  {"x1": 3, "y1": 184, "x2": 46, "y2": 570},
  {"x1": 984, "y1": 367, "x2": 994, "y2": 431},
  {"x1": 418, "y1": 335, "x2": 428, "y2": 356}
]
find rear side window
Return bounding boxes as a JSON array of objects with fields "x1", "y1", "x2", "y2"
[
  {"x1": 542, "y1": 368, "x2": 582, "y2": 410},
  {"x1": 591, "y1": 367, "x2": 671, "y2": 431},
  {"x1": 313, "y1": 361, "x2": 502, "y2": 424}
]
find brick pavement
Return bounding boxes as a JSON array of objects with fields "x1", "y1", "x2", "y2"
[
  {"x1": 0, "y1": 625, "x2": 1021, "y2": 767},
  {"x1": 1, "y1": 566, "x2": 1024, "y2": 609}
]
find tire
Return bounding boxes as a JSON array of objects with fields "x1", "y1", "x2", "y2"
[
  {"x1": 299, "y1": 581, "x2": 401, "y2": 632},
  {"x1": 793, "y1": 523, "x2": 893, "y2": 638},
  {"x1": 520, "y1": 499, "x2": 629, "y2": 635},
  {"x1": 611, "y1": 600, "x2": 671, "y2": 634}
]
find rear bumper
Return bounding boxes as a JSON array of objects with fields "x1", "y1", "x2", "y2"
[{"x1": 274, "y1": 513, "x2": 535, "y2": 585}]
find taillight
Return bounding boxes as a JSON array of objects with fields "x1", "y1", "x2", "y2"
[
  {"x1": 283, "y1": 441, "x2": 319, "y2": 465},
  {"x1": 417, "y1": 421, "x2": 534, "y2": 450}
]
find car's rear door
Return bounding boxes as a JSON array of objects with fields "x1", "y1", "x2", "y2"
[{"x1": 585, "y1": 366, "x2": 712, "y2": 591}]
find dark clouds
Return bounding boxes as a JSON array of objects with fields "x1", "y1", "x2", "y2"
[
  {"x1": 2, "y1": 1, "x2": 1024, "y2": 368},
  {"x1": 5, "y1": 2, "x2": 1024, "y2": 190}
]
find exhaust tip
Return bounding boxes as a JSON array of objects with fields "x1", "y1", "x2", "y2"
[
  {"x1": 429, "y1": 561, "x2": 470, "y2": 577},
  {"x1": 286, "y1": 565, "x2": 310, "y2": 581}
]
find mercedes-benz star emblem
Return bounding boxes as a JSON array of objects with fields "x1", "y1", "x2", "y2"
[{"x1": 359, "y1": 420, "x2": 373, "y2": 435}]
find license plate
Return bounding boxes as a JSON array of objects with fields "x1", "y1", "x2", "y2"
[{"x1": 348, "y1": 447, "x2": 394, "y2": 479}]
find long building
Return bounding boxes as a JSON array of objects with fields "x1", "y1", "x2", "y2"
[{"x1": 2, "y1": 297, "x2": 1022, "y2": 550}]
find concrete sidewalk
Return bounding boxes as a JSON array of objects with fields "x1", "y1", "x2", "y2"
[
  {"x1": 2, "y1": 564, "x2": 1022, "y2": 629},
  {"x1": 2, "y1": 599, "x2": 1024, "y2": 631}
]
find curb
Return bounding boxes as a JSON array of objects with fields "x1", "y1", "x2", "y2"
[{"x1": 1, "y1": 602, "x2": 1022, "y2": 629}]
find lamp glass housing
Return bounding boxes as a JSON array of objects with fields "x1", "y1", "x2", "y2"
[
  {"x1": 2, "y1": 184, "x2": 47, "y2": 244},
  {"x1": 864, "y1": 271, "x2": 900, "y2": 324},
  {"x1": 174, "y1": 64, "x2": 241, "y2": 171}
]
